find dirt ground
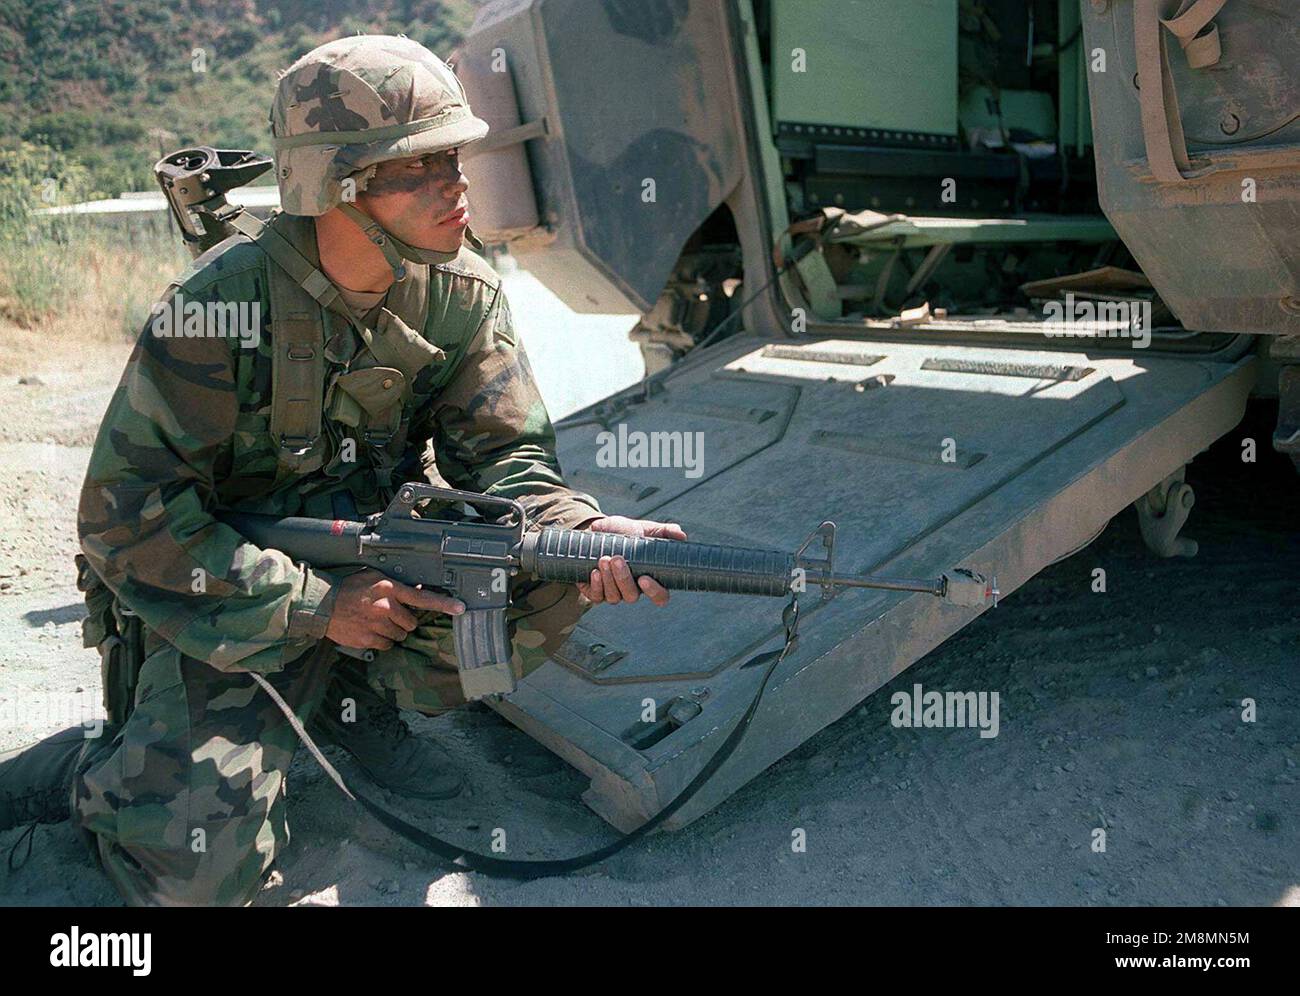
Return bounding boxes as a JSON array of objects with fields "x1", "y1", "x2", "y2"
[{"x1": 0, "y1": 335, "x2": 1296, "y2": 907}]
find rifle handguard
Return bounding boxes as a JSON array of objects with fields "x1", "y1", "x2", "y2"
[{"x1": 520, "y1": 528, "x2": 794, "y2": 596}]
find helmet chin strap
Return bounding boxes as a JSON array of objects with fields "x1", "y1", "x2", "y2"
[{"x1": 338, "y1": 202, "x2": 468, "y2": 280}]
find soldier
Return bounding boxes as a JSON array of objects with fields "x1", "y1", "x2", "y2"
[{"x1": 0, "y1": 35, "x2": 683, "y2": 905}]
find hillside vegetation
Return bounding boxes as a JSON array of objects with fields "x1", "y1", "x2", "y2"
[
  {"x1": 0, "y1": 0, "x2": 480, "y2": 327},
  {"x1": 2, "y1": 0, "x2": 480, "y2": 197}
]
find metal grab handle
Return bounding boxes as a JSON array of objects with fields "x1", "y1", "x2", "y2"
[{"x1": 387, "y1": 482, "x2": 525, "y2": 530}]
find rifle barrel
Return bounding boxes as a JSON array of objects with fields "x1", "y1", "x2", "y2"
[{"x1": 821, "y1": 573, "x2": 946, "y2": 597}]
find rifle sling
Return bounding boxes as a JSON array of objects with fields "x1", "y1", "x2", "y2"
[{"x1": 250, "y1": 594, "x2": 800, "y2": 880}]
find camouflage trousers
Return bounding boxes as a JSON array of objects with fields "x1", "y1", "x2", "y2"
[{"x1": 71, "y1": 578, "x2": 586, "y2": 906}]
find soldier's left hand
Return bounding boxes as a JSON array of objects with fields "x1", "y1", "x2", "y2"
[{"x1": 576, "y1": 516, "x2": 687, "y2": 607}]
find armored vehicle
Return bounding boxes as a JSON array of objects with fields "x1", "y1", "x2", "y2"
[{"x1": 439, "y1": 0, "x2": 1297, "y2": 831}]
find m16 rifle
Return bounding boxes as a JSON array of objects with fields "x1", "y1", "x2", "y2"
[{"x1": 223, "y1": 483, "x2": 998, "y2": 702}]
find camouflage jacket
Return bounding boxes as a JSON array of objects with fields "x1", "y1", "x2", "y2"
[{"x1": 78, "y1": 227, "x2": 601, "y2": 675}]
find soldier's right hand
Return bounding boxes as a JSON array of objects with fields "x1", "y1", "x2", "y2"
[{"x1": 326, "y1": 569, "x2": 465, "y2": 652}]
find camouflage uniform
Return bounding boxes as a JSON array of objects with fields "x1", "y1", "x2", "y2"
[{"x1": 71, "y1": 35, "x2": 601, "y2": 905}]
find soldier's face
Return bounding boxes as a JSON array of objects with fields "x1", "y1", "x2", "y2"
[{"x1": 355, "y1": 149, "x2": 469, "y2": 253}]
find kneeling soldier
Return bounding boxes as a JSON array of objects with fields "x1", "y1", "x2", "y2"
[{"x1": 0, "y1": 35, "x2": 681, "y2": 905}]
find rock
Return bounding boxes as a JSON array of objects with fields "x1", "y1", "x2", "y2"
[{"x1": 17, "y1": 375, "x2": 44, "y2": 386}]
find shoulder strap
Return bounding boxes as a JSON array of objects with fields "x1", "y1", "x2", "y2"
[
  {"x1": 227, "y1": 209, "x2": 436, "y2": 480},
  {"x1": 228, "y1": 211, "x2": 337, "y2": 475},
  {"x1": 383, "y1": 258, "x2": 431, "y2": 348}
]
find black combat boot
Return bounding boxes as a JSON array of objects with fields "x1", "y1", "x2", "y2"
[
  {"x1": 308, "y1": 670, "x2": 463, "y2": 800},
  {"x1": 0, "y1": 726, "x2": 111, "y2": 832}
]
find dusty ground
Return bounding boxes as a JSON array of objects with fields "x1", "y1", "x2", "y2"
[{"x1": 0, "y1": 332, "x2": 1296, "y2": 907}]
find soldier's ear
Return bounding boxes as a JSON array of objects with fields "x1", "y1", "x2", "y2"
[{"x1": 348, "y1": 165, "x2": 378, "y2": 196}]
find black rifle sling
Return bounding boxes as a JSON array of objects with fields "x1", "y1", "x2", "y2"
[{"x1": 251, "y1": 595, "x2": 800, "y2": 879}]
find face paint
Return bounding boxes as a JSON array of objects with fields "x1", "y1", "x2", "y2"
[
  {"x1": 365, "y1": 151, "x2": 463, "y2": 197},
  {"x1": 362, "y1": 151, "x2": 468, "y2": 235},
  {"x1": 348, "y1": 150, "x2": 472, "y2": 277}
]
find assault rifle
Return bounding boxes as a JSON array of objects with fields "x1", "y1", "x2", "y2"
[{"x1": 223, "y1": 483, "x2": 997, "y2": 701}]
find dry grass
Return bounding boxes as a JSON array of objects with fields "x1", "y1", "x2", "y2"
[{"x1": 0, "y1": 220, "x2": 186, "y2": 376}]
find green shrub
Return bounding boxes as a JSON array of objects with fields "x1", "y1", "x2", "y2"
[{"x1": 0, "y1": 143, "x2": 96, "y2": 324}]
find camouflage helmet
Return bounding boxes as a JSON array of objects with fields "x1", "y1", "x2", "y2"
[{"x1": 270, "y1": 34, "x2": 489, "y2": 217}]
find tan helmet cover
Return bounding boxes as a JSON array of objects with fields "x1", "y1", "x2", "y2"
[{"x1": 270, "y1": 34, "x2": 489, "y2": 216}]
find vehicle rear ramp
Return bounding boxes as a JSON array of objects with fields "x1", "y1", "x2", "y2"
[{"x1": 491, "y1": 337, "x2": 1255, "y2": 831}]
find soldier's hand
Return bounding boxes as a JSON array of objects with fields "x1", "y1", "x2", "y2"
[
  {"x1": 326, "y1": 568, "x2": 465, "y2": 652},
  {"x1": 575, "y1": 516, "x2": 687, "y2": 607}
]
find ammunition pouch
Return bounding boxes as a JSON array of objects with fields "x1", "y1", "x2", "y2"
[{"x1": 75, "y1": 554, "x2": 145, "y2": 726}]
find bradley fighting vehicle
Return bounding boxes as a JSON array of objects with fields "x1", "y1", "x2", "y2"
[{"x1": 441, "y1": 0, "x2": 1296, "y2": 832}]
